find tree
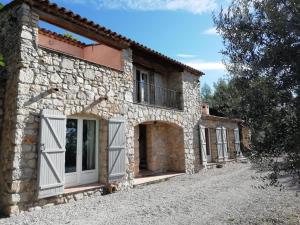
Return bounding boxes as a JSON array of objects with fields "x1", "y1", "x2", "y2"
[
  {"x1": 0, "y1": 54, "x2": 4, "y2": 67},
  {"x1": 201, "y1": 83, "x2": 213, "y2": 105},
  {"x1": 203, "y1": 78, "x2": 242, "y2": 118},
  {"x1": 63, "y1": 33, "x2": 79, "y2": 42},
  {"x1": 214, "y1": 0, "x2": 300, "y2": 183},
  {"x1": 0, "y1": 3, "x2": 4, "y2": 67}
]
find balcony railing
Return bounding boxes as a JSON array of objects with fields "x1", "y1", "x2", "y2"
[{"x1": 133, "y1": 80, "x2": 182, "y2": 109}]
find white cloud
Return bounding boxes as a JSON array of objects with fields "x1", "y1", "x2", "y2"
[
  {"x1": 63, "y1": 0, "x2": 219, "y2": 14},
  {"x1": 184, "y1": 60, "x2": 226, "y2": 71},
  {"x1": 176, "y1": 54, "x2": 198, "y2": 58},
  {"x1": 203, "y1": 27, "x2": 218, "y2": 35}
]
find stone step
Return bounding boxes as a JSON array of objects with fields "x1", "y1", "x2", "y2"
[{"x1": 133, "y1": 173, "x2": 184, "y2": 188}]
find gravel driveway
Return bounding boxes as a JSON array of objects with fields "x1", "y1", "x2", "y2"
[{"x1": 1, "y1": 163, "x2": 299, "y2": 225}]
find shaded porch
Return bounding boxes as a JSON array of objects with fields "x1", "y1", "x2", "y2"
[{"x1": 134, "y1": 121, "x2": 185, "y2": 178}]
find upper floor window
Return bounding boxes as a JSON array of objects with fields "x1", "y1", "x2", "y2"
[{"x1": 133, "y1": 67, "x2": 182, "y2": 109}]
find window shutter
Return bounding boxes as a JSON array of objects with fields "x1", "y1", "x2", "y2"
[
  {"x1": 199, "y1": 125, "x2": 207, "y2": 167},
  {"x1": 108, "y1": 117, "x2": 126, "y2": 182},
  {"x1": 222, "y1": 127, "x2": 228, "y2": 160},
  {"x1": 216, "y1": 128, "x2": 223, "y2": 160},
  {"x1": 38, "y1": 109, "x2": 66, "y2": 199},
  {"x1": 234, "y1": 128, "x2": 242, "y2": 156}
]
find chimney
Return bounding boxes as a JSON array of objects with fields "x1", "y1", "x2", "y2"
[{"x1": 202, "y1": 102, "x2": 210, "y2": 115}]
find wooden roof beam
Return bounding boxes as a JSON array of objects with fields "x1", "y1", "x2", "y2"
[{"x1": 33, "y1": 8, "x2": 129, "y2": 50}]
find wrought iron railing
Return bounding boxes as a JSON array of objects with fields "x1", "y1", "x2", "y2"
[{"x1": 133, "y1": 80, "x2": 182, "y2": 109}]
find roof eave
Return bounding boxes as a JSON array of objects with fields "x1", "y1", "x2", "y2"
[{"x1": 4, "y1": 0, "x2": 205, "y2": 76}]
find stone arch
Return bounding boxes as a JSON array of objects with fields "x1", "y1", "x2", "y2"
[
  {"x1": 133, "y1": 120, "x2": 185, "y2": 177},
  {"x1": 131, "y1": 116, "x2": 184, "y2": 129}
]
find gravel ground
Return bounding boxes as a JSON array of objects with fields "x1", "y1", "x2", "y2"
[{"x1": 1, "y1": 163, "x2": 300, "y2": 225}]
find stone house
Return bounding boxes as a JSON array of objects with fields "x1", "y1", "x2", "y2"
[
  {"x1": 0, "y1": 0, "x2": 205, "y2": 215},
  {"x1": 200, "y1": 103, "x2": 249, "y2": 166}
]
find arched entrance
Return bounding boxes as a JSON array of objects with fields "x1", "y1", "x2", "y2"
[{"x1": 134, "y1": 121, "x2": 185, "y2": 177}]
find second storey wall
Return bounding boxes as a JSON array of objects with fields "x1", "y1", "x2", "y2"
[{"x1": 38, "y1": 33, "x2": 123, "y2": 71}]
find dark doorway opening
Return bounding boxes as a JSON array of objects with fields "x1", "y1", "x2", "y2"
[{"x1": 139, "y1": 124, "x2": 147, "y2": 170}]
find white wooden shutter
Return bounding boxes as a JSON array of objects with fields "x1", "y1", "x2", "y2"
[
  {"x1": 234, "y1": 128, "x2": 242, "y2": 156},
  {"x1": 108, "y1": 117, "x2": 126, "y2": 182},
  {"x1": 38, "y1": 109, "x2": 66, "y2": 198},
  {"x1": 222, "y1": 127, "x2": 228, "y2": 160},
  {"x1": 199, "y1": 125, "x2": 207, "y2": 167},
  {"x1": 216, "y1": 127, "x2": 223, "y2": 160}
]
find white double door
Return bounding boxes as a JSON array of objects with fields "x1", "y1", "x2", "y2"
[{"x1": 65, "y1": 118, "x2": 99, "y2": 187}]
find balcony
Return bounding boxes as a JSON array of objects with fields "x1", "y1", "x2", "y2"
[{"x1": 133, "y1": 80, "x2": 182, "y2": 110}]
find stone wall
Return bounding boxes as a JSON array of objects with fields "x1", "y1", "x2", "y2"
[
  {"x1": 0, "y1": 2, "x2": 202, "y2": 215},
  {"x1": 227, "y1": 128, "x2": 236, "y2": 159},
  {"x1": 0, "y1": 3, "x2": 39, "y2": 214},
  {"x1": 0, "y1": 77, "x2": 5, "y2": 148},
  {"x1": 0, "y1": 3, "x2": 133, "y2": 212},
  {"x1": 133, "y1": 126, "x2": 140, "y2": 176},
  {"x1": 201, "y1": 118, "x2": 240, "y2": 163},
  {"x1": 167, "y1": 124, "x2": 185, "y2": 172},
  {"x1": 240, "y1": 126, "x2": 251, "y2": 152},
  {"x1": 143, "y1": 122, "x2": 185, "y2": 173},
  {"x1": 182, "y1": 71, "x2": 201, "y2": 173},
  {"x1": 99, "y1": 119, "x2": 108, "y2": 184}
]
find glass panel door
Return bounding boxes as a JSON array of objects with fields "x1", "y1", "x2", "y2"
[
  {"x1": 140, "y1": 72, "x2": 148, "y2": 103},
  {"x1": 65, "y1": 119, "x2": 78, "y2": 173},
  {"x1": 82, "y1": 120, "x2": 96, "y2": 171},
  {"x1": 65, "y1": 118, "x2": 99, "y2": 188}
]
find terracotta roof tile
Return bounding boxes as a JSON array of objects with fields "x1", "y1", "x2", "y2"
[
  {"x1": 8, "y1": 0, "x2": 204, "y2": 76},
  {"x1": 38, "y1": 28, "x2": 86, "y2": 47}
]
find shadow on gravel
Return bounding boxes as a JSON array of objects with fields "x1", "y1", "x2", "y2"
[
  {"x1": 278, "y1": 174, "x2": 300, "y2": 192},
  {"x1": 249, "y1": 162, "x2": 300, "y2": 193}
]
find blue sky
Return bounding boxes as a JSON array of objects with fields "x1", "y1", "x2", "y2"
[{"x1": 1, "y1": 0, "x2": 229, "y2": 88}]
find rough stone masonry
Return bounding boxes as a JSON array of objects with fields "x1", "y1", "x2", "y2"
[{"x1": 0, "y1": 2, "x2": 203, "y2": 215}]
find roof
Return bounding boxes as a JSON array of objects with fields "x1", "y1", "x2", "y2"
[
  {"x1": 3, "y1": 0, "x2": 204, "y2": 76},
  {"x1": 39, "y1": 28, "x2": 86, "y2": 48},
  {"x1": 202, "y1": 115, "x2": 244, "y2": 123}
]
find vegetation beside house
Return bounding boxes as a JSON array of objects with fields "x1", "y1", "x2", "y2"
[{"x1": 214, "y1": 0, "x2": 300, "y2": 183}]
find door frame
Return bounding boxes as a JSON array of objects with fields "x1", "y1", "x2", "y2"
[
  {"x1": 65, "y1": 117, "x2": 99, "y2": 188},
  {"x1": 139, "y1": 124, "x2": 147, "y2": 170},
  {"x1": 205, "y1": 128, "x2": 212, "y2": 162}
]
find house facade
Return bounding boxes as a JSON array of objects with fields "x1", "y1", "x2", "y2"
[
  {"x1": 0, "y1": 0, "x2": 204, "y2": 215},
  {"x1": 200, "y1": 103, "x2": 249, "y2": 167}
]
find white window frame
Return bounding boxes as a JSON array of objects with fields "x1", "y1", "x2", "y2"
[
  {"x1": 135, "y1": 67, "x2": 150, "y2": 103},
  {"x1": 65, "y1": 117, "x2": 99, "y2": 188}
]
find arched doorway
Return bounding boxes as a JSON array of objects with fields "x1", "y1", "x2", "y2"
[{"x1": 134, "y1": 121, "x2": 185, "y2": 177}]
